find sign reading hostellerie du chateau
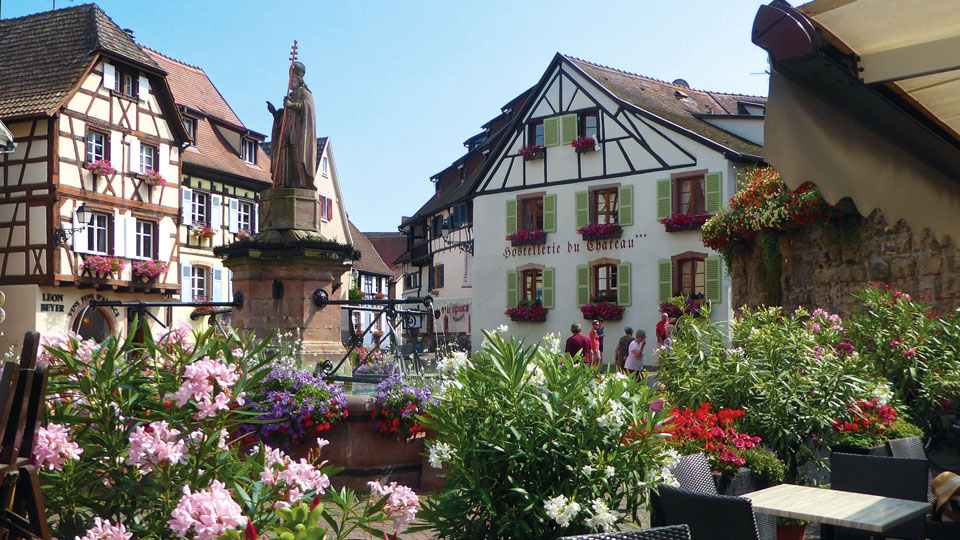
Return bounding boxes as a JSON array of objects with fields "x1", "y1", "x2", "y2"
[{"x1": 502, "y1": 234, "x2": 647, "y2": 259}]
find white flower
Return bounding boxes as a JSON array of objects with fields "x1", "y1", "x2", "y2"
[
  {"x1": 596, "y1": 402, "x2": 626, "y2": 431},
  {"x1": 662, "y1": 448, "x2": 682, "y2": 470},
  {"x1": 438, "y1": 351, "x2": 471, "y2": 375},
  {"x1": 604, "y1": 466, "x2": 615, "y2": 478},
  {"x1": 871, "y1": 383, "x2": 894, "y2": 406},
  {"x1": 496, "y1": 324, "x2": 508, "y2": 334},
  {"x1": 650, "y1": 466, "x2": 680, "y2": 487},
  {"x1": 585, "y1": 499, "x2": 617, "y2": 532},
  {"x1": 544, "y1": 495, "x2": 580, "y2": 527},
  {"x1": 542, "y1": 332, "x2": 562, "y2": 355},
  {"x1": 581, "y1": 465, "x2": 594, "y2": 476},
  {"x1": 524, "y1": 362, "x2": 547, "y2": 386},
  {"x1": 428, "y1": 442, "x2": 455, "y2": 469}
]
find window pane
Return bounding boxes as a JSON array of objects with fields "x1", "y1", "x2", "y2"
[
  {"x1": 86, "y1": 132, "x2": 105, "y2": 163},
  {"x1": 585, "y1": 115, "x2": 599, "y2": 139},
  {"x1": 534, "y1": 124, "x2": 544, "y2": 147},
  {"x1": 193, "y1": 193, "x2": 207, "y2": 224},
  {"x1": 140, "y1": 145, "x2": 155, "y2": 173}
]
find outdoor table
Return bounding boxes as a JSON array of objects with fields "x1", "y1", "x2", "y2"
[{"x1": 743, "y1": 484, "x2": 931, "y2": 534}]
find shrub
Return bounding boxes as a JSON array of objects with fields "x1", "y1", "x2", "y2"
[{"x1": 419, "y1": 330, "x2": 673, "y2": 539}]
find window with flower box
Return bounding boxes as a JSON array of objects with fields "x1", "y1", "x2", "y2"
[
  {"x1": 135, "y1": 220, "x2": 156, "y2": 259},
  {"x1": 576, "y1": 261, "x2": 632, "y2": 308},
  {"x1": 575, "y1": 185, "x2": 633, "y2": 236},
  {"x1": 87, "y1": 213, "x2": 111, "y2": 255},
  {"x1": 506, "y1": 194, "x2": 556, "y2": 242},
  {"x1": 657, "y1": 171, "x2": 722, "y2": 231},
  {"x1": 594, "y1": 188, "x2": 619, "y2": 225},
  {"x1": 85, "y1": 130, "x2": 108, "y2": 163},
  {"x1": 506, "y1": 266, "x2": 554, "y2": 310},
  {"x1": 191, "y1": 192, "x2": 209, "y2": 225},
  {"x1": 580, "y1": 111, "x2": 599, "y2": 140},
  {"x1": 658, "y1": 253, "x2": 722, "y2": 304},
  {"x1": 529, "y1": 122, "x2": 544, "y2": 147},
  {"x1": 139, "y1": 143, "x2": 156, "y2": 174}
]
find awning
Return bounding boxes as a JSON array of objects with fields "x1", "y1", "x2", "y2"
[{"x1": 752, "y1": 0, "x2": 960, "y2": 241}]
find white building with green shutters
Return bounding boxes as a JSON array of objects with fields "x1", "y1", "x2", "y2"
[{"x1": 470, "y1": 54, "x2": 766, "y2": 364}]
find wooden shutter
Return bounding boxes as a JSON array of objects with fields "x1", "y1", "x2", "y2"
[
  {"x1": 617, "y1": 262, "x2": 632, "y2": 306},
  {"x1": 575, "y1": 191, "x2": 589, "y2": 229},
  {"x1": 560, "y1": 113, "x2": 578, "y2": 144},
  {"x1": 506, "y1": 269, "x2": 518, "y2": 308},
  {"x1": 158, "y1": 144, "x2": 170, "y2": 180},
  {"x1": 138, "y1": 75, "x2": 150, "y2": 102},
  {"x1": 438, "y1": 264, "x2": 445, "y2": 288},
  {"x1": 656, "y1": 178, "x2": 673, "y2": 220},
  {"x1": 505, "y1": 199, "x2": 518, "y2": 235},
  {"x1": 158, "y1": 223, "x2": 171, "y2": 262},
  {"x1": 542, "y1": 267, "x2": 555, "y2": 309},
  {"x1": 705, "y1": 172, "x2": 722, "y2": 214},
  {"x1": 326, "y1": 198, "x2": 333, "y2": 222},
  {"x1": 181, "y1": 263, "x2": 193, "y2": 302},
  {"x1": 226, "y1": 269, "x2": 233, "y2": 301},
  {"x1": 576, "y1": 265, "x2": 590, "y2": 307},
  {"x1": 125, "y1": 216, "x2": 138, "y2": 259},
  {"x1": 705, "y1": 256, "x2": 722, "y2": 303},
  {"x1": 543, "y1": 117, "x2": 560, "y2": 147},
  {"x1": 128, "y1": 137, "x2": 140, "y2": 173},
  {"x1": 72, "y1": 211, "x2": 88, "y2": 254},
  {"x1": 618, "y1": 184, "x2": 634, "y2": 227},
  {"x1": 181, "y1": 187, "x2": 193, "y2": 226},
  {"x1": 428, "y1": 266, "x2": 435, "y2": 290},
  {"x1": 212, "y1": 268, "x2": 224, "y2": 302},
  {"x1": 658, "y1": 259, "x2": 673, "y2": 303},
  {"x1": 109, "y1": 132, "x2": 122, "y2": 168},
  {"x1": 210, "y1": 194, "x2": 222, "y2": 230},
  {"x1": 102, "y1": 63, "x2": 115, "y2": 92},
  {"x1": 253, "y1": 203, "x2": 259, "y2": 232},
  {"x1": 113, "y1": 210, "x2": 125, "y2": 257},
  {"x1": 228, "y1": 198, "x2": 239, "y2": 233},
  {"x1": 543, "y1": 194, "x2": 557, "y2": 233}
]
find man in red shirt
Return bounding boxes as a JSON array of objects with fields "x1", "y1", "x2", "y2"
[
  {"x1": 564, "y1": 323, "x2": 592, "y2": 361},
  {"x1": 655, "y1": 312, "x2": 669, "y2": 345}
]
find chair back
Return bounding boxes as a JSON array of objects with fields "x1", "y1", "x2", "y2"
[
  {"x1": 558, "y1": 524, "x2": 691, "y2": 540},
  {"x1": 655, "y1": 485, "x2": 759, "y2": 540},
  {"x1": 887, "y1": 437, "x2": 936, "y2": 503},
  {"x1": 0, "y1": 332, "x2": 38, "y2": 465},
  {"x1": 18, "y1": 360, "x2": 49, "y2": 459},
  {"x1": 673, "y1": 453, "x2": 718, "y2": 495}
]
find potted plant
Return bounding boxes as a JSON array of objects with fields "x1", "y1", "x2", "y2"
[
  {"x1": 660, "y1": 295, "x2": 709, "y2": 319},
  {"x1": 80, "y1": 255, "x2": 124, "y2": 279},
  {"x1": 190, "y1": 224, "x2": 215, "y2": 241},
  {"x1": 661, "y1": 211, "x2": 712, "y2": 232},
  {"x1": 505, "y1": 300, "x2": 548, "y2": 322},
  {"x1": 140, "y1": 169, "x2": 166, "y2": 188},
  {"x1": 578, "y1": 223, "x2": 622, "y2": 240},
  {"x1": 506, "y1": 229, "x2": 547, "y2": 246},
  {"x1": 571, "y1": 135, "x2": 597, "y2": 153},
  {"x1": 580, "y1": 300, "x2": 624, "y2": 321},
  {"x1": 130, "y1": 260, "x2": 167, "y2": 283},
  {"x1": 828, "y1": 397, "x2": 922, "y2": 456},
  {"x1": 518, "y1": 144, "x2": 545, "y2": 161},
  {"x1": 371, "y1": 374, "x2": 437, "y2": 441},
  {"x1": 83, "y1": 159, "x2": 117, "y2": 176},
  {"x1": 235, "y1": 229, "x2": 251, "y2": 240},
  {"x1": 776, "y1": 518, "x2": 808, "y2": 540}
]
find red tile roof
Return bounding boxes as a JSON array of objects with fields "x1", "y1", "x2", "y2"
[
  {"x1": 348, "y1": 222, "x2": 393, "y2": 276},
  {"x1": 145, "y1": 48, "x2": 242, "y2": 127},
  {"x1": 365, "y1": 232, "x2": 406, "y2": 275}
]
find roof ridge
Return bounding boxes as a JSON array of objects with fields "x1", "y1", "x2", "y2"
[
  {"x1": 0, "y1": 2, "x2": 95, "y2": 23},
  {"x1": 563, "y1": 54, "x2": 767, "y2": 100},
  {"x1": 142, "y1": 45, "x2": 204, "y2": 72}
]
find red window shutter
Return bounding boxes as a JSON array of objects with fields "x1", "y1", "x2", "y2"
[{"x1": 327, "y1": 198, "x2": 333, "y2": 220}]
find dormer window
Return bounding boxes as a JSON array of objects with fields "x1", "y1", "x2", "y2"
[
  {"x1": 242, "y1": 139, "x2": 257, "y2": 165},
  {"x1": 183, "y1": 117, "x2": 196, "y2": 143},
  {"x1": 114, "y1": 69, "x2": 137, "y2": 99}
]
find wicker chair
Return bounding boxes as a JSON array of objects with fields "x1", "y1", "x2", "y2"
[
  {"x1": 826, "y1": 452, "x2": 928, "y2": 540},
  {"x1": 558, "y1": 524, "x2": 691, "y2": 540},
  {"x1": 653, "y1": 484, "x2": 759, "y2": 540},
  {"x1": 673, "y1": 453, "x2": 718, "y2": 494},
  {"x1": 887, "y1": 436, "x2": 936, "y2": 503}
]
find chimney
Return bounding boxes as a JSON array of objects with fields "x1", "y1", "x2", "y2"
[{"x1": 123, "y1": 28, "x2": 135, "y2": 39}]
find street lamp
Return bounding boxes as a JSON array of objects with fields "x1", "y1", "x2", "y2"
[
  {"x1": 438, "y1": 216, "x2": 474, "y2": 255},
  {"x1": 54, "y1": 203, "x2": 92, "y2": 246}
]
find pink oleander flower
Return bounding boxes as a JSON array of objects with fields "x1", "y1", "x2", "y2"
[
  {"x1": 173, "y1": 356, "x2": 241, "y2": 419},
  {"x1": 35, "y1": 423, "x2": 82, "y2": 471},
  {"x1": 277, "y1": 460, "x2": 330, "y2": 495},
  {"x1": 810, "y1": 323, "x2": 821, "y2": 332},
  {"x1": 368, "y1": 481, "x2": 420, "y2": 530},
  {"x1": 39, "y1": 331, "x2": 99, "y2": 366},
  {"x1": 812, "y1": 308, "x2": 826, "y2": 317},
  {"x1": 904, "y1": 348, "x2": 916, "y2": 357},
  {"x1": 168, "y1": 480, "x2": 246, "y2": 540},
  {"x1": 126, "y1": 421, "x2": 188, "y2": 473},
  {"x1": 75, "y1": 517, "x2": 131, "y2": 540},
  {"x1": 157, "y1": 322, "x2": 195, "y2": 353}
]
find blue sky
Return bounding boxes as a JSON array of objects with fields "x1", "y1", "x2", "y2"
[{"x1": 4, "y1": 0, "x2": 771, "y2": 232}]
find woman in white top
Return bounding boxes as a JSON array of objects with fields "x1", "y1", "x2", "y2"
[
  {"x1": 625, "y1": 329, "x2": 646, "y2": 380},
  {"x1": 662, "y1": 324, "x2": 674, "y2": 351}
]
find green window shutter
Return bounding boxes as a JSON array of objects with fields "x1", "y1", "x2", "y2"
[
  {"x1": 705, "y1": 256, "x2": 722, "y2": 303},
  {"x1": 576, "y1": 265, "x2": 590, "y2": 307},
  {"x1": 705, "y1": 172, "x2": 722, "y2": 214},
  {"x1": 656, "y1": 178, "x2": 673, "y2": 220},
  {"x1": 575, "y1": 191, "x2": 589, "y2": 229},
  {"x1": 506, "y1": 199, "x2": 518, "y2": 235},
  {"x1": 560, "y1": 113, "x2": 578, "y2": 144},
  {"x1": 658, "y1": 259, "x2": 673, "y2": 303},
  {"x1": 506, "y1": 269, "x2": 518, "y2": 308},
  {"x1": 543, "y1": 117, "x2": 560, "y2": 147},
  {"x1": 543, "y1": 194, "x2": 557, "y2": 233},
  {"x1": 542, "y1": 267, "x2": 555, "y2": 309},
  {"x1": 618, "y1": 184, "x2": 633, "y2": 227},
  {"x1": 617, "y1": 262, "x2": 632, "y2": 307}
]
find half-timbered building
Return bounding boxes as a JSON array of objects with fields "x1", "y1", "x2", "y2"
[
  {"x1": 0, "y1": 5, "x2": 190, "y2": 351},
  {"x1": 471, "y1": 54, "x2": 766, "y2": 363},
  {"x1": 145, "y1": 48, "x2": 273, "y2": 327}
]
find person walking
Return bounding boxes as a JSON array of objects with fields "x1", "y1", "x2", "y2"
[
  {"x1": 655, "y1": 312, "x2": 669, "y2": 345},
  {"x1": 615, "y1": 326, "x2": 634, "y2": 371},
  {"x1": 662, "y1": 324, "x2": 674, "y2": 351},
  {"x1": 625, "y1": 329, "x2": 646, "y2": 380},
  {"x1": 597, "y1": 320, "x2": 605, "y2": 361},
  {"x1": 564, "y1": 323, "x2": 592, "y2": 361},
  {"x1": 588, "y1": 320, "x2": 602, "y2": 366}
]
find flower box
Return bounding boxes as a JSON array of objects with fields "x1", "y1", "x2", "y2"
[
  {"x1": 83, "y1": 159, "x2": 117, "y2": 176},
  {"x1": 506, "y1": 229, "x2": 547, "y2": 246},
  {"x1": 662, "y1": 212, "x2": 711, "y2": 232},
  {"x1": 190, "y1": 224, "x2": 215, "y2": 240},
  {"x1": 518, "y1": 145, "x2": 545, "y2": 161},
  {"x1": 139, "y1": 169, "x2": 166, "y2": 188},
  {"x1": 505, "y1": 302, "x2": 547, "y2": 323},
  {"x1": 131, "y1": 260, "x2": 167, "y2": 283},
  {"x1": 580, "y1": 301, "x2": 624, "y2": 321},
  {"x1": 571, "y1": 136, "x2": 597, "y2": 154},
  {"x1": 80, "y1": 255, "x2": 124, "y2": 279},
  {"x1": 578, "y1": 223, "x2": 622, "y2": 240}
]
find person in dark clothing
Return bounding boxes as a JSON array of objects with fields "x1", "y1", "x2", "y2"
[
  {"x1": 615, "y1": 326, "x2": 634, "y2": 371},
  {"x1": 564, "y1": 323, "x2": 592, "y2": 361}
]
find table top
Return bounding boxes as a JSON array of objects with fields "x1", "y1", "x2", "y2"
[{"x1": 743, "y1": 484, "x2": 931, "y2": 533}]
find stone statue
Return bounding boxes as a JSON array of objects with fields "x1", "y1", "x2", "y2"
[{"x1": 267, "y1": 62, "x2": 317, "y2": 190}]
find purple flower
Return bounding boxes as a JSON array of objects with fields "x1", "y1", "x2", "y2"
[{"x1": 650, "y1": 399, "x2": 664, "y2": 413}]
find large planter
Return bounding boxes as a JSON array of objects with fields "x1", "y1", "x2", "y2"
[
  {"x1": 714, "y1": 467, "x2": 769, "y2": 496},
  {"x1": 419, "y1": 429, "x2": 449, "y2": 493},
  {"x1": 664, "y1": 222, "x2": 703, "y2": 232},
  {"x1": 582, "y1": 312, "x2": 622, "y2": 322},
  {"x1": 291, "y1": 394, "x2": 423, "y2": 492},
  {"x1": 509, "y1": 314, "x2": 546, "y2": 323},
  {"x1": 776, "y1": 524, "x2": 806, "y2": 540},
  {"x1": 521, "y1": 147, "x2": 545, "y2": 161},
  {"x1": 580, "y1": 229, "x2": 623, "y2": 241},
  {"x1": 829, "y1": 443, "x2": 890, "y2": 456}
]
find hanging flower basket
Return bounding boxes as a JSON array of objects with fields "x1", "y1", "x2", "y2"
[
  {"x1": 662, "y1": 211, "x2": 711, "y2": 232},
  {"x1": 518, "y1": 145, "x2": 545, "y2": 161},
  {"x1": 140, "y1": 169, "x2": 166, "y2": 188},
  {"x1": 190, "y1": 224, "x2": 215, "y2": 240},
  {"x1": 506, "y1": 229, "x2": 547, "y2": 246},
  {"x1": 191, "y1": 295, "x2": 215, "y2": 315},
  {"x1": 505, "y1": 301, "x2": 547, "y2": 322},
  {"x1": 83, "y1": 159, "x2": 116, "y2": 176},
  {"x1": 571, "y1": 136, "x2": 597, "y2": 154},
  {"x1": 578, "y1": 223, "x2": 622, "y2": 240},
  {"x1": 131, "y1": 260, "x2": 167, "y2": 283},
  {"x1": 81, "y1": 255, "x2": 124, "y2": 279},
  {"x1": 580, "y1": 301, "x2": 624, "y2": 321}
]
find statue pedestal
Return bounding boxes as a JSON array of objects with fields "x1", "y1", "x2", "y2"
[{"x1": 260, "y1": 187, "x2": 319, "y2": 231}]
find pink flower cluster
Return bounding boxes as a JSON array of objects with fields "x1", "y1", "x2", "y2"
[
  {"x1": 141, "y1": 169, "x2": 166, "y2": 187},
  {"x1": 34, "y1": 423, "x2": 82, "y2": 471},
  {"x1": 259, "y1": 443, "x2": 331, "y2": 509},
  {"x1": 39, "y1": 331, "x2": 98, "y2": 366},
  {"x1": 81, "y1": 255, "x2": 125, "y2": 275},
  {"x1": 368, "y1": 481, "x2": 420, "y2": 530},
  {"x1": 75, "y1": 517, "x2": 131, "y2": 540},
  {"x1": 173, "y1": 356, "x2": 242, "y2": 419},
  {"x1": 811, "y1": 308, "x2": 844, "y2": 333},
  {"x1": 126, "y1": 421, "x2": 188, "y2": 473},
  {"x1": 131, "y1": 260, "x2": 168, "y2": 280},
  {"x1": 157, "y1": 322, "x2": 194, "y2": 353},
  {"x1": 83, "y1": 159, "x2": 117, "y2": 176},
  {"x1": 168, "y1": 480, "x2": 247, "y2": 540}
]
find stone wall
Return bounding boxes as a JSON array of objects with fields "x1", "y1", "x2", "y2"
[{"x1": 731, "y1": 210, "x2": 960, "y2": 315}]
